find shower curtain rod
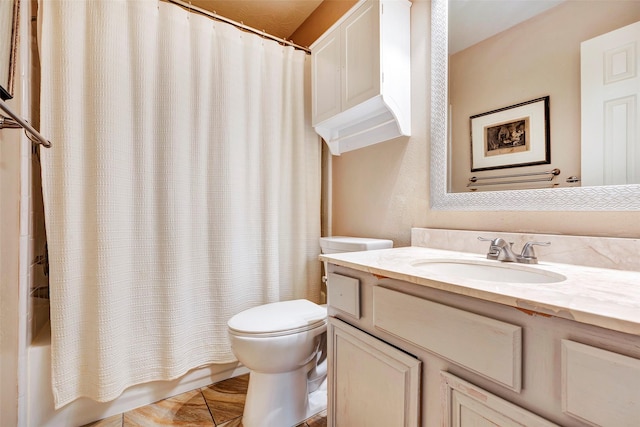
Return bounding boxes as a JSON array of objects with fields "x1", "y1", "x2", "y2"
[
  {"x1": 165, "y1": 0, "x2": 311, "y2": 54},
  {"x1": 0, "y1": 98, "x2": 52, "y2": 148}
]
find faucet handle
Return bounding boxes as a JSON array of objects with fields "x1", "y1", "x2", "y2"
[
  {"x1": 478, "y1": 236, "x2": 499, "y2": 260},
  {"x1": 477, "y1": 236, "x2": 506, "y2": 245},
  {"x1": 478, "y1": 236, "x2": 511, "y2": 260},
  {"x1": 518, "y1": 241, "x2": 551, "y2": 264}
]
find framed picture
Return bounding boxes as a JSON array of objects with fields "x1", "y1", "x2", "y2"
[{"x1": 470, "y1": 96, "x2": 550, "y2": 172}]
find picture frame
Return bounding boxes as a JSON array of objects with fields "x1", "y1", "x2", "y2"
[{"x1": 470, "y1": 96, "x2": 550, "y2": 172}]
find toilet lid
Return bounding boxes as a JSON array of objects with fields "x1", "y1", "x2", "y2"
[{"x1": 228, "y1": 299, "x2": 327, "y2": 336}]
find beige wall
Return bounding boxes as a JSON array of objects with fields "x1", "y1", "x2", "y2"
[
  {"x1": 325, "y1": 0, "x2": 640, "y2": 245},
  {"x1": 0, "y1": 106, "x2": 22, "y2": 427},
  {"x1": 0, "y1": 5, "x2": 29, "y2": 420},
  {"x1": 330, "y1": 0, "x2": 430, "y2": 246},
  {"x1": 1, "y1": 3, "x2": 43, "y2": 423},
  {"x1": 449, "y1": 1, "x2": 640, "y2": 192}
]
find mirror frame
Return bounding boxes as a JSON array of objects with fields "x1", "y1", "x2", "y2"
[
  {"x1": 0, "y1": 0, "x2": 19, "y2": 101},
  {"x1": 430, "y1": 0, "x2": 640, "y2": 211}
]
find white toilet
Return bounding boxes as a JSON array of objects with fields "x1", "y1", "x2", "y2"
[{"x1": 227, "y1": 236, "x2": 393, "y2": 427}]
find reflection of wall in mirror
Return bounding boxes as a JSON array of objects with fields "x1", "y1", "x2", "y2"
[
  {"x1": 0, "y1": 0, "x2": 14, "y2": 91},
  {"x1": 449, "y1": 1, "x2": 640, "y2": 193}
]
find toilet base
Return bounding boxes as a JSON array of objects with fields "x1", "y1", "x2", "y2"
[
  {"x1": 307, "y1": 377, "x2": 328, "y2": 419},
  {"x1": 242, "y1": 367, "x2": 311, "y2": 427}
]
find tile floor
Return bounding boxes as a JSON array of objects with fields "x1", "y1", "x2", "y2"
[{"x1": 84, "y1": 374, "x2": 327, "y2": 427}]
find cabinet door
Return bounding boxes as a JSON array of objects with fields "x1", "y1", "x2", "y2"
[
  {"x1": 442, "y1": 372, "x2": 558, "y2": 427},
  {"x1": 328, "y1": 317, "x2": 420, "y2": 427},
  {"x1": 561, "y1": 340, "x2": 640, "y2": 426},
  {"x1": 312, "y1": 32, "x2": 341, "y2": 125},
  {"x1": 341, "y1": 0, "x2": 381, "y2": 110}
]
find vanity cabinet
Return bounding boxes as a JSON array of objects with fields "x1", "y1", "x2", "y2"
[
  {"x1": 310, "y1": 0, "x2": 411, "y2": 155},
  {"x1": 325, "y1": 264, "x2": 640, "y2": 427}
]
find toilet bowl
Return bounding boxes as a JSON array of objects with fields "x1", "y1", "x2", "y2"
[
  {"x1": 228, "y1": 236, "x2": 393, "y2": 427},
  {"x1": 228, "y1": 299, "x2": 327, "y2": 427}
]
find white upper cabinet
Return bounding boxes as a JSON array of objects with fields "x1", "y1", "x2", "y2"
[{"x1": 311, "y1": 0, "x2": 411, "y2": 155}]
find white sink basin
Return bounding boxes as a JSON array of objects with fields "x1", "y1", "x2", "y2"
[{"x1": 411, "y1": 259, "x2": 566, "y2": 284}]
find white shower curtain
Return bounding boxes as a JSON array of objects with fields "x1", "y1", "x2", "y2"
[{"x1": 38, "y1": 0, "x2": 321, "y2": 408}]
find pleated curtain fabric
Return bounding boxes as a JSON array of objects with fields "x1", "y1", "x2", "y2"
[{"x1": 39, "y1": 0, "x2": 321, "y2": 408}]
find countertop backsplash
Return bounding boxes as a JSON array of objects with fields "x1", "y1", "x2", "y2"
[{"x1": 411, "y1": 228, "x2": 640, "y2": 272}]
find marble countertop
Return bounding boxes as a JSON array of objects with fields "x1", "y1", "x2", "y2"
[{"x1": 320, "y1": 246, "x2": 640, "y2": 336}]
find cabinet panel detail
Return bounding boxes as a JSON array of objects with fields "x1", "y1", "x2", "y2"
[
  {"x1": 342, "y1": 0, "x2": 380, "y2": 109},
  {"x1": 373, "y1": 286, "x2": 522, "y2": 391},
  {"x1": 311, "y1": 33, "x2": 341, "y2": 124},
  {"x1": 442, "y1": 372, "x2": 558, "y2": 427},
  {"x1": 328, "y1": 317, "x2": 421, "y2": 427},
  {"x1": 561, "y1": 339, "x2": 640, "y2": 426},
  {"x1": 327, "y1": 273, "x2": 360, "y2": 318}
]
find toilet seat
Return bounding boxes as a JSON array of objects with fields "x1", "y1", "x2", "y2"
[{"x1": 228, "y1": 299, "x2": 327, "y2": 338}]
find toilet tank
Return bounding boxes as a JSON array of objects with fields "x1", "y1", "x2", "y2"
[{"x1": 319, "y1": 236, "x2": 393, "y2": 254}]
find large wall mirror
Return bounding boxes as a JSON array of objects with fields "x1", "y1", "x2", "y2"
[
  {"x1": 431, "y1": 0, "x2": 640, "y2": 210},
  {"x1": 0, "y1": 0, "x2": 19, "y2": 101}
]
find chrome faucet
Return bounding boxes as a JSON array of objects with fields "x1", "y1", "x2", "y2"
[
  {"x1": 478, "y1": 237, "x2": 551, "y2": 264},
  {"x1": 478, "y1": 237, "x2": 517, "y2": 262}
]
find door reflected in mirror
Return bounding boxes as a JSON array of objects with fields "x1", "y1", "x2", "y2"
[
  {"x1": 448, "y1": 0, "x2": 640, "y2": 192},
  {"x1": 0, "y1": 0, "x2": 19, "y2": 101}
]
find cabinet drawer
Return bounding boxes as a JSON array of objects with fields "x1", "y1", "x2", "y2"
[
  {"x1": 373, "y1": 286, "x2": 522, "y2": 391},
  {"x1": 327, "y1": 273, "x2": 360, "y2": 319},
  {"x1": 442, "y1": 372, "x2": 558, "y2": 427},
  {"x1": 561, "y1": 340, "x2": 640, "y2": 426}
]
